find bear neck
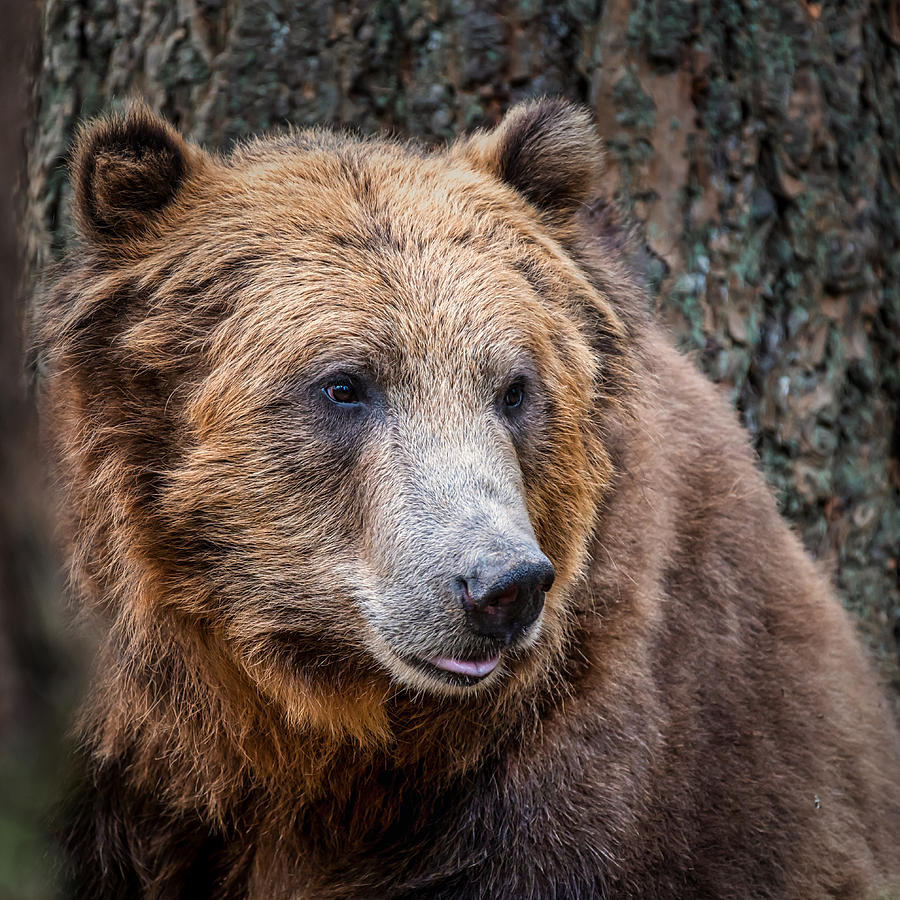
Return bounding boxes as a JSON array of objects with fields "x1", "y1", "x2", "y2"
[{"x1": 81, "y1": 598, "x2": 592, "y2": 830}]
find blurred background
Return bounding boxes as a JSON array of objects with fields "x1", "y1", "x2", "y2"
[{"x1": 3, "y1": 0, "x2": 899, "y2": 897}]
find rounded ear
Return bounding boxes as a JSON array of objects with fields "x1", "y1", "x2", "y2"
[
  {"x1": 453, "y1": 99, "x2": 604, "y2": 218},
  {"x1": 71, "y1": 102, "x2": 205, "y2": 249}
]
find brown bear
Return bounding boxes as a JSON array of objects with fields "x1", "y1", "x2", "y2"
[{"x1": 34, "y1": 99, "x2": 900, "y2": 899}]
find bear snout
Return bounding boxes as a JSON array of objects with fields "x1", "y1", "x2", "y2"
[{"x1": 458, "y1": 552, "x2": 554, "y2": 645}]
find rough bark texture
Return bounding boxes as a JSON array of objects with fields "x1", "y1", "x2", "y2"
[{"x1": 15, "y1": 0, "x2": 900, "y2": 893}]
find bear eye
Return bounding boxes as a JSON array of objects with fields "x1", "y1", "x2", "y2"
[
  {"x1": 503, "y1": 382, "x2": 525, "y2": 410},
  {"x1": 323, "y1": 379, "x2": 360, "y2": 406}
]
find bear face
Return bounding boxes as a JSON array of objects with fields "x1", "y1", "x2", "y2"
[{"x1": 42, "y1": 103, "x2": 626, "y2": 728}]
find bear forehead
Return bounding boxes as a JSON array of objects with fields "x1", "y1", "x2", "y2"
[
  {"x1": 183, "y1": 145, "x2": 585, "y2": 375},
  {"x1": 224, "y1": 139, "x2": 523, "y2": 234},
  {"x1": 208, "y1": 142, "x2": 524, "y2": 250},
  {"x1": 207, "y1": 243, "x2": 570, "y2": 392}
]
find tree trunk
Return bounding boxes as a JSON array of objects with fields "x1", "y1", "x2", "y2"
[{"x1": 22, "y1": 0, "x2": 900, "y2": 786}]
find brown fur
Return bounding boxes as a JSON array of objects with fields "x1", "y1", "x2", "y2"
[{"x1": 35, "y1": 100, "x2": 900, "y2": 898}]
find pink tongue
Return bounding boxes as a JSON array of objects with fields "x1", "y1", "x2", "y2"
[{"x1": 428, "y1": 655, "x2": 500, "y2": 677}]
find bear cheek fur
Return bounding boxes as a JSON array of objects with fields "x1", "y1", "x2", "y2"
[
  {"x1": 516, "y1": 318, "x2": 610, "y2": 600},
  {"x1": 154, "y1": 339, "x2": 394, "y2": 742}
]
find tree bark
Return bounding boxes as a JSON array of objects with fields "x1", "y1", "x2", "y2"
[{"x1": 24, "y1": 0, "x2": 900, "y2": 707}]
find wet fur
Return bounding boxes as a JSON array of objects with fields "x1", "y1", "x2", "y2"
[{"x1": 36, "y1": 101, "x2": 900, "y2": 898}]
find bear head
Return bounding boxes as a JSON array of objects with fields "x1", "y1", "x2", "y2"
[{"x1": 39, "y1": 100, "x2": 631, "y2": 745}]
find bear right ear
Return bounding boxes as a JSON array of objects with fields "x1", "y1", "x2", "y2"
[
  {"x1": 452, "y1": 99, "x2": 604, "y2": 221},
  {"x1": 71, "y1": 103, "x2": 205, "y2": 249}
]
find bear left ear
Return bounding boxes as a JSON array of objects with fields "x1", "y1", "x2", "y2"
[
  {"x1": 71, "y1": 102, "x2": 207, "y2": 250},
  {"x1": 453, "y1": 99, "x2": 604, "y2": 218}
]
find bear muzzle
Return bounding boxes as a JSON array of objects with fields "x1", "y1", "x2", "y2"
[{"x1": 365, "y1": 460, "x2": 557, "y2": 689}]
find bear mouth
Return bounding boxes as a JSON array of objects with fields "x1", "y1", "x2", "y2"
[{"x1": 409, "y1": 653, "x2": 501, "y2": 687}]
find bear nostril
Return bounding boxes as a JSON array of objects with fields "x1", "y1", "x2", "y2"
[
  {"x1": 486, "y1": 584, "x2": 519, "y2": 610},
  {"x1": 458, "y1": 579, "x2": 520, "y2": 615},
  {"x1": 458, "y1": 578, "x2": 474, "y2": 613}
]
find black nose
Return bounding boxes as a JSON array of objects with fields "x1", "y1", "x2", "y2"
[{"x1": 460, "y1": 554, "x2": 555, "y2": 644}]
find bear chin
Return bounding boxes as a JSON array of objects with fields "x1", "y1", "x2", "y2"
[{"x1": 365, "y1": 613, "x2": 547, "y2": 695}]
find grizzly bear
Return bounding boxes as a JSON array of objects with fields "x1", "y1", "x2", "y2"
[{"x1": 35, "y1": 99, "x2": 900, "y2": 898}]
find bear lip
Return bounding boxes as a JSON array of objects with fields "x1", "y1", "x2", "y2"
[{"x1": 426, "y1": 655, "x2": 500, "y2": 678}]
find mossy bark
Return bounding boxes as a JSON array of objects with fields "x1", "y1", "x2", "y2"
[{"x1": 25, "y1": 0, "x2": 900, "y2": 718}]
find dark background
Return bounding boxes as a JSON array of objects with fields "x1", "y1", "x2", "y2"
[{"x1": 3, "y1": 1, "x2": 899, "y2": 897}]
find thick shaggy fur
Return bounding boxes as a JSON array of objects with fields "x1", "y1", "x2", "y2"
[{"x1": 36, "y1": 100, "x2": 900, "y2": 898}]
